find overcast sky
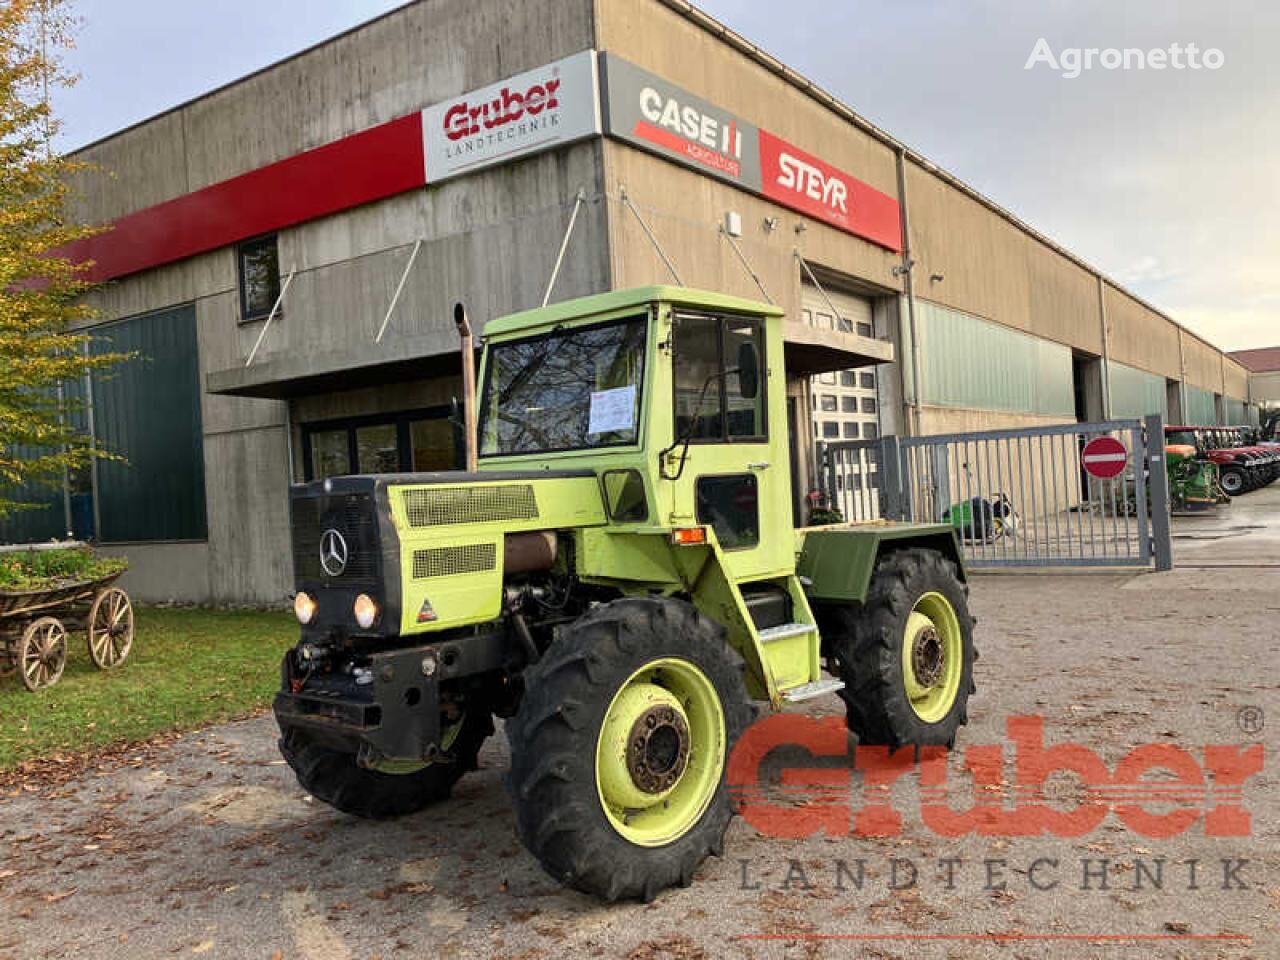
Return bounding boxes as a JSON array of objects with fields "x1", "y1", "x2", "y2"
[{"x1": 55, "y1": 0, "x2": 1280, "y2": 350}]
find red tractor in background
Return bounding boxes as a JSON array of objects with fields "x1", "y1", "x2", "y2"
[{"x1": 1166, "y1": 425, "x2": 1279, "y2": 497}]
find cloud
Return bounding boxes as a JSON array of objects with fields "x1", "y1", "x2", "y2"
[{"x1": 697, "y1": 0, "x2": 1280, "y2": 350}]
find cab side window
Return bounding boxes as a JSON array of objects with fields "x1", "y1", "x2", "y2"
[{"x1": 672, "y1": 313, "x2": 766, "y2": 442}]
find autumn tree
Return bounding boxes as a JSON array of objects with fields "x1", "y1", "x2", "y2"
[{"x1": 0, "y1": 0, "x2": 122, "y2": 520}]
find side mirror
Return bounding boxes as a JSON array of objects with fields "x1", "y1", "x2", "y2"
[{"x1": 736, "y1": 341, "x2": 760, "y2": 400}]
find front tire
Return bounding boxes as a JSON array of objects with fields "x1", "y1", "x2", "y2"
[
  {"x1": 1219, "y1": 467, "x2": 1246, "y2": 496},
  {"x1": 823, "y1": 549, "x2": 976, "y2": 750},
  {"x1": 505, "y1": 598, "x2": 753, "y2": 902},
  {"x1": 278, "y1": 709, "x2": 492, "y2": 819}
]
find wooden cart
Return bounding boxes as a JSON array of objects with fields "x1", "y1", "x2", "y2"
[{"x1": 0, "y1": 571, "x2": 134, "y2": 691}]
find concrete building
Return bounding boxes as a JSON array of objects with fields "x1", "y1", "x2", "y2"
[
  {"x1": 0, "y1": 0, "x2": 1261, "y2": 602},
  {"x1": 1229, "y1": 349, "x2": 1280, "y2": 410}
]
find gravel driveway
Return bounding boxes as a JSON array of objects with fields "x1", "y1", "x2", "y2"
[{"x1": 3, "y1": 507, "x2": 1278, "y2": 959}]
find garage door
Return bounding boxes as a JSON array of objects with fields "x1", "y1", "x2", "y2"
[{"x1": 802, "y1": 283, "x2": 880, "y2": 519}]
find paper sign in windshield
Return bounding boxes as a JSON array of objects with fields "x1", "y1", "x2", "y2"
[{"x1": 588, "y1": 385, "x2": 636, "y2": 436}]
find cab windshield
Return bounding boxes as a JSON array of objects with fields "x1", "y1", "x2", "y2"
[{"x1": 479, "y1": 315, "x2": 647, "y2": 457}]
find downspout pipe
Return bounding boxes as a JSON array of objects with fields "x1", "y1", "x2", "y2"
[{"x1": 895, "y1": 147, "x2": 923, "y2": 436}]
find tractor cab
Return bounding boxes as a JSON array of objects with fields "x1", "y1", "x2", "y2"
[{"x1": 477, "y1": 287, "x2": 794, "y2": 580}]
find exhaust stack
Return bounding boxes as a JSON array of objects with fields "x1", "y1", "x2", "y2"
[{"x1": 454, "y1": 302, "x2": 478, "y2": 472}]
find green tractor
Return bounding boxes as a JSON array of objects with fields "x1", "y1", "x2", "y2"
[{"x1": 274, "y1": 287, "x2": 975, "y2": 901}]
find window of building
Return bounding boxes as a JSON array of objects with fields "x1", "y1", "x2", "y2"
[
  {"x1": 843, "y1": 422, "x2": 859, "y2": 438},
  {"x1": 818, "y1": 372, "x2": 836, "y2": 385},
  {"x1": 840, "y1": 371, "x2": 856, "y2": 387},
  {"x1": 856, "y1": 321, "x2": 873, "y2": 338},
  {"x1": 860, "y1": 371, "x2": 875, "y2": 389},
  {"x1": 302, "y1": 408, "x2": 457, "y2": 481},
  {"x1": 862, "y1": 397, "x2": 878, "y2": 414},
  {"x1": 238, "y1": 234, "x2": 282, "y2": 322},
  {"x1": 837, "y1": 316, "x2": 853, "y2": 333},
  {"x1": 864, "y1": 422, "x2": 879, "y2": 439},
  {"x1": 822, "y1": 421, "x2": 839, "y2": 438},
  {"x1": 841, "y1": 396, "x2": 858, "y2": 413},
  {"x1": 819, "y1": 394, "x2": 837, "y2": 412}
]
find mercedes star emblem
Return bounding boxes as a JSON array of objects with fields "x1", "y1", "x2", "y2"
[{"x1": 319, "y1": 528, "x2": 349, "y2": 577}]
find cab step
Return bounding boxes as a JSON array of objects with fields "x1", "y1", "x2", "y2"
[
  {"x1": 781, "y1": 677, "x2": 845, "y2": 703},
  {"x1": 757, "y1": 622, "x2": 816, "y2": 644}
]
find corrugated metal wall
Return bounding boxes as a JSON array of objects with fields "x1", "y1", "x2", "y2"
[
  {"x1": 1184, "y1": 385, "x2": 1218, "y2": 425},
  {"x1": 0, "y1": 473, "x2": 65, "y2": 543},
  {"x1": 91, "y1": 304, "x2": 207, "y2": 542},
  {"x1": 1225, "y1": 398, "x2": 1247, "y2": 424},
  {"x1": 915, "y1": 300, "x2": 1074, "y2": 416},
  {"x1": 1106, "y1": 361, "x2": 1167, "y2": 420},
  {"x1": 0, "y1": 382, "x2": 89, "y2": 544}
]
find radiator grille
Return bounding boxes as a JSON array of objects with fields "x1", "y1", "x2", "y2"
[
  {"x1": 402, "y1": 485, "x2": 537, "y2": 527},
  {"x1": 412, "y1": 543, "x2": 497, "y2": 579},
  {"x1": 291, "y1": 492, "x2": 379, "y2": 584}
]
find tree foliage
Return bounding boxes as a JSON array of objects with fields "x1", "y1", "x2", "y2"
[{"x1": 0, "y1": 0, "x2": 124, "y2": 519}]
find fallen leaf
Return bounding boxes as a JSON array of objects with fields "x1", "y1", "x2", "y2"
[
  {"x1": 191, "y1": 940, "x2": 215, "y2": 954},
  {"x1": 43, "y1": 889, "x2": 77, "y2": 903},
  {"x1": 1164, "y1": 921, "x2": 1191, "y2": 935}
]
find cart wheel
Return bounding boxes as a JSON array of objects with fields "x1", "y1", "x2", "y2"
[
  {"x1": 19, "y1": 617, "x2": 68, "y2": 691},
  {"x1": 87, "y1": 587, "x2": 134, "y2": 669}
]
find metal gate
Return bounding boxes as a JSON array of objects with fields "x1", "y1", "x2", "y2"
[{"x1": 818, "y1": 414, "x2": 1172, "y2": 570}]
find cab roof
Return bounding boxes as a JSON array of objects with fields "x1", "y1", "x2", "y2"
[{"x1": 482, "y1": 286, "x2": 784, "y2": 339}]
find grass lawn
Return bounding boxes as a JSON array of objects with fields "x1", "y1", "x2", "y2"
[{"x1": 0, "y1": 606, "x2": 295, "y2": 772}]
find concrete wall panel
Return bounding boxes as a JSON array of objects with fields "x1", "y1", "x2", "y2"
[
  {"x1": 1182, "y1": 333, "x2": 1225, "y2": 393},
  {"x1": 603, "y1": 144, "x2": 901, "y2": 325},
  {"x1": 97, "y1": 542, "x2": 212, "y2": 604},
  {"x1": 1251, "y1": 372, "x2": 1280, "y2": 404},
  {"x1": 1102, "y1": 285, "x2": 1182, "y2": 378},
  {"x1": 203, "y1": 426, "x2": 293, "y2": 604},
  {"x1": 75, "y1": 0, "x2": 596, "y2": 195},
  {"x1": 905, "y1": 163, "x2": 1102, "y2": 353},
  {"x1": 596, "y1": 0, "x2": 900, "y2": 200},
  {"x1": 1224, "y1": 358, "x2": 1250, "y2": 400}
]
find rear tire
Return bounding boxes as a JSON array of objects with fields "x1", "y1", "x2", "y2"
[
  {"x1": 279, "y1": 710, "x2": 492, "y2": 819},
  {"x1": 822, "y1": 548, "x2": 976, "y2": 750},
  {"x1": 505, "y1": 597, "x2": 753, "y2": 902}
]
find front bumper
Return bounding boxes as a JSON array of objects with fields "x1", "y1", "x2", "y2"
[{"x1": 273, "y1": 627, "x2": 513, "y2": 763}]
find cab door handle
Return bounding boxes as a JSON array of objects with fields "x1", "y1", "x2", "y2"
[{"x1": 747, "y1": 462, "x2": 770, "y2": 471}]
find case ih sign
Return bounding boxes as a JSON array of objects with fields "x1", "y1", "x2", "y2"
[
  {"x1": 600, "y1": 54, "x2": 762, "y2": 189},
  {"x1": 422, "y1": 50, "x2": 601, "y2": 184},
  {"x1": 601, "y1": 54, "x2": 901, "y2": 252}
]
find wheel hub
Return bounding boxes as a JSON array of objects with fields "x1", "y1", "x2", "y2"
[
  {"x1": 911, "y1": 624, "x2": 945, "y2": 688},
  {"x1": 626, "y1": 704, "x2": 690, "y2": 794}
]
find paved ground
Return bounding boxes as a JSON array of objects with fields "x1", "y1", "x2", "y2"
[{"x1": 2, "y1": 489, "x2": 1279, "y2": 959}]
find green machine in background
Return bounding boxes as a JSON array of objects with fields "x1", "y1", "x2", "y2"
[{"x1": 1163, "y1": 443, "x2": 1228, "y2": 512}]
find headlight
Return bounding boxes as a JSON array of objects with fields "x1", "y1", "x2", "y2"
[
  {"x1": 293, "y1": 592, "x2": 317, "y2": 625},
  {"x1": 353, "y1": 593, "x2": 380, "y2": 630}
]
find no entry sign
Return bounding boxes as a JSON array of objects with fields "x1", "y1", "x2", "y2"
[{"x1": 1081, "y1": 436, "x2": 1129, "y2": 479}]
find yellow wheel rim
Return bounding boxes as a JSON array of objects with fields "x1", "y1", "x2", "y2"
[
  {"x1": 595, "y1": 657, "x2": 726, "y2": 848},
  {"x1": 901, "y1": 591, "x2": 963, "y2": 724}
]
